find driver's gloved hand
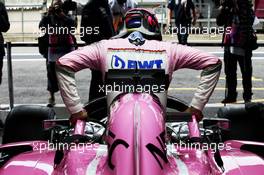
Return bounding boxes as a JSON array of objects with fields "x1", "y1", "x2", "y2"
[
  {"x1": 70, "y1": 109, "x2": 88, "y2": 125},
  {"x1": 184, "y1": 106, "x2": 203, "y2": 122}
]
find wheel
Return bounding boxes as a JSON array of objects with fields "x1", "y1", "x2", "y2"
[
  {"x1": 217, "y1": 102, "x2": 264, "y2": 142},
  {"x1": 2, "y1": 105, "x2": 55, "y2": 144}
]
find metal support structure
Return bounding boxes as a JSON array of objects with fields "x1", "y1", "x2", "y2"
[
  {"x1": 21, "y1": 6, "x2": 24, "y2": 41},
  {"x1": 161, "y1": 3, "x2": 164, "y2": 35},
  {"x1": 6, "y1": 42, "x2": 14, "y2": 109},
  {"x1": 43, "y1": 0, "x2": 47, "y2": 10},
  {"x1": 198, "y1": 0, "x2": 202, "y2": 15},
  {"x1": 207, "y1": 3, "x2": 211, "y2": 36}
]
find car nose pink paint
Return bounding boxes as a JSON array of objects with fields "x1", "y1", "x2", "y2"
[
  {"x1": 1, "y1": 94, "x2": 264, "y2": 175},
  {"x1": 105, "y1": 93, "x2": 169, "y2": 175}
]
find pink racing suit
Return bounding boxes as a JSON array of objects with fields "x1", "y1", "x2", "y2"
[{"x1": 56, "y1": 37, "x2": 221, "y2": 115}]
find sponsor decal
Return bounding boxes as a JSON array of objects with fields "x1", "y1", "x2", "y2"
[
  {"x1": 106, "y1": 49, "x2": 168, "y2": 73},
  {"x1": 107, "y1": 130, "x2": 168, "y2": 170},
  {"x1": 111, "y1": 55, "x2": 163, "y2": 69},
  {"x1": 107, "y1": 130, "x2": 129, "y2": 170},
  {"x1": 146, "y1": 131, "x2": 168, "y2": 169}
]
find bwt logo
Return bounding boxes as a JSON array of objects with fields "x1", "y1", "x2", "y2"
[{"x1": 111, "y1": 55, "x2": 164, "y2": 69}]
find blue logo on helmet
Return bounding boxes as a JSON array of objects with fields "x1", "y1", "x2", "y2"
[{"x1": 111, "y1": 55, "x2": 163, "y2": 69}]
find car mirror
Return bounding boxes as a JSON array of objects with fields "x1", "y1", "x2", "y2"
[
  {"x1": 203, "y1": 118, "x2": 230, "y2": 130},
  {"x1": 43, "y1": 119, "x2": 70, "y2": 130}
]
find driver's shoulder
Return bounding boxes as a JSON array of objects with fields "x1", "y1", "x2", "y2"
[
  {"x1": 101, "y1": 38, "x2": 174, "y2": 53},
  {"x1": 102, "y1": 37, "x2": 136, "y2": 48}
]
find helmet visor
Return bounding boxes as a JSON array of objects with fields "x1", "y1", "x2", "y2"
[{"x1": 125, "y1": 13, "x2": 143, "y2": 29}]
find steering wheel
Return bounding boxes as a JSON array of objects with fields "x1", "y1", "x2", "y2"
[{"x1": 83, "y1": 95, "x2": 189, "y2": 121}]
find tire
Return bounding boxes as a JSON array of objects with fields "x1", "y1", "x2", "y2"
[
  {"x1": 217, "y1": 103, "x2": 264, "y2": 142},
  {"x1": 2, "y1": 105, "x2": 55, "y2": 144}
]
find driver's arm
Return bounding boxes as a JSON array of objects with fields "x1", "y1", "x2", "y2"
[
  {"x1": 171, "y1": 44, "x2": 222, "y2": 120},
  {"x1": 56, "y1": 42, "x2": 104, "y2": 123}
]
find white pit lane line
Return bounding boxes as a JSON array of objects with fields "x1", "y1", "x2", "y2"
[
  {"x1": 168, "y1": 87, "x2": 264, "y2": 91},
  {"x1": 4, "y1": 50, "x2": 264, "y2": 61}
]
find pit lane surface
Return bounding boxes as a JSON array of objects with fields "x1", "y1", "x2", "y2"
[{"x1": 0, "y1": 46, "x2": 264, "y2": 118}]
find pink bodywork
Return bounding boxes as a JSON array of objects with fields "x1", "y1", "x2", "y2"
[{"x1": 0, "y1": 94, "x2": 264, "y2": 175}]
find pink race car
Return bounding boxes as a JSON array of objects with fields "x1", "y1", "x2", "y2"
[{"x1": 0, "y1": 69, "x2": 264, "y2": 175}]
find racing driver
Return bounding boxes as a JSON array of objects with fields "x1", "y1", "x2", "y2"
[{"x1": 56, "y1": 9, "x2": 222, "y2": 125}]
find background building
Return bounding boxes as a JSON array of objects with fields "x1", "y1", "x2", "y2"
[{"x1": 2, "y1": 0, "x2": 262, "y2": 42}]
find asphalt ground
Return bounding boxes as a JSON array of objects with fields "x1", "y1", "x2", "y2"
[{"x1": 0, "y1": 46, "x2": 264, "y2": 119}]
